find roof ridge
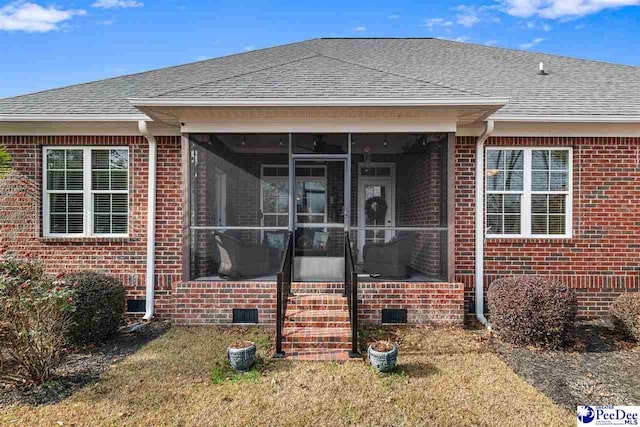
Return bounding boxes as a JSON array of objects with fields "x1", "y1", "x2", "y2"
[
  {"x1": 433, "y1": 38, "x2": 640, "y2": 70},
  {"x1": 0, "y1": 39, "x2": 321, "y2": 102},
  {"x1": 151, "y1": 53, "x2": 324, "y2": 98},
  {"x1": 318, "y1": 53, "x2": 489, "y2": 97}
]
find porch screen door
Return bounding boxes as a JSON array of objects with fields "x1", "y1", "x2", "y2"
[{"x1": 292, "y1": 159, "x2": 347, "y2": 281}]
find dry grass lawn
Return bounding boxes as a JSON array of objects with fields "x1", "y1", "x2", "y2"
[{"x1": 1, "y1": 326, "x2": 573, "y2": 426}]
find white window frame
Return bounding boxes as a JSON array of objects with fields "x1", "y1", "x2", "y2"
[
  {"x1": 486, "y1": 147, "x2": 572, "y2": 239},
  {"x1": 43, "y1": 146, "x2": 130, "y2": 238}
]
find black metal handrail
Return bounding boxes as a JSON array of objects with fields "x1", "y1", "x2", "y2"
[
  {"x1": 344, "y1": 232, "x2": 360, "y2": 357},
  {"x1": 274, "y1": 232, "x2": 293, "y2": 358}
]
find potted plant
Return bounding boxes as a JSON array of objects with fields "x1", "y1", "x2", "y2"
[
  {"x1": 227, "y1": 340, "x2": 256, "y2": 372},
  {"x1": 368, "y1": 340, "x2": 398, "y2": 373}
]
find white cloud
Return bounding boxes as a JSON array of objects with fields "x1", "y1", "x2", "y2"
[
  {"x1": 484, "y1": 40, "x2": 499, "y2": 46},
  {"x1": 98, "y1": 19, "x2": 114, "y2": 25},
  {"x1": 0, "y1": 1, "x2": 86, "y2": 32},
  {"x1": 388, "y1": 14, "x2": 400, "y2": 19},
  {"x1": 455, "y1": 6, "x2": 481, "y2": 27},
  {"x1": 519, "y1": 37, "x2": 545, "y2": 48},
  {"x1": 244, "y1": 45, "x2": 255, "y2": 51},
  {"x1": 420, "y1": 17, "x2": 453, "y2": 30},
  {"x1": 353, "y1": 25, "x2": 366, "y2": 32},
  {"x1": 92, "y1": 0, "x2": 143, "y2": 9},
  {"x1": 525, "y1": 20, "x2": 552, "y2": 30},
  {"x1": 453, "y1": 36, "x2": 470, "y2": 42},
  {"x1": 502, "y1": 0, "x2": 640, "y2": 19}
]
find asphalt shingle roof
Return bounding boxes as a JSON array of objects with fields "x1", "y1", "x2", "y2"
[{"x1": 1, "y1": 38, "x2": 639, "y2": 118}]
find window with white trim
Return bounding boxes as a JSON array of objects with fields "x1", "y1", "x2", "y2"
[
  {"x1": 44, "y1": 147, "x2": 129, "y2": 237},
  {"x1": 486, "y1": 147, "x2": 572, "y2": 238}
]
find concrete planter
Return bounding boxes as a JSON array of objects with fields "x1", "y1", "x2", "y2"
[
  {"x1": 227, "y1": 342, "x2": 256, "y2": 372},
  {"x1": 368, "y1": 343, "x2": 398, "y2": 373}
]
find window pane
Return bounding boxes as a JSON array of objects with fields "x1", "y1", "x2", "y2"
[
  {"x1": 66, "y1": 171, "x2": 83, "y2": 190},
  {"x1": 487, "y1": 171, "x2": 504, "y2": 191},
  {"x1": 550, "y1": 172, "x2": 567, "y2": 191},
  {"x1": 111, "y1": 150, "x2": 128, "y2": 169},
  {"x1": 504, "y1": 215, "x2": 521, "y2": 234},
  {"x1": 487, "y1": 194, "x2": 502, "y2": 214},
  {"x1": 486, "y1": 150, "x2": 504, "y2": 169},
  {"x1": 531, "y1": 194, "x2": 548, "y2": 214},
  {"x1": 112, "y1": 215, "x2": 128, "y2": 234},
  {"x1": 92, "y1": 150, "x2": 110, "y2": 169},
  {"x1": 532, "y1": 150, "x2": 549, "y2": 169},
  {"x1": 487, "y1": 215, "x2": 502, "y2": 234},
  {"x1": 505, "y1": 150, "x2": 523, "y2": 170},
  {"x1": 94, "y1": 194, "x2": 111, "y2": 213},
  {"x1": 50, "y1": 214, "x2": 67, "y2": 233},
  {"x1": 504, "y1": 194, "x2": 521, "y2": 213},
  {"x1": 549, "y1": 195, "x2": 565, "y2": 214},
  {"x1": 111, "y1": 170, "x2": 128, "y2": 190},
  {"x1": 551, "y1": 150, "x2": 569, "y2": 170},
  {"x1": 505, "y1": 171, "x2": 523, "y2": 191},
  {"x1": 112, "y1": 194, "x2": 128, "y2": 213},
  {"x1": 50, "y1": 194, "x2": 67, "y2": 213},
  {"x1": 68, "y1": 194, "x2": 83, "y2": 213},
  {"x1": 66, "y1": 150, "x2": 83, "y2": 169},
  {"x1": 549, "y1": 215, "x2": 565, "y2": 234},
  {"x1": 68, "y1": 215, "x2": 84, "y2": 233},
  {"x1": 48, "y1": 171, "x2": 65, "y2": 190},
  {"x1": 532, "y1": 171, "x2": 549, "y2": 191},
  {"x1": 92, "y1": 171, "x2": 110, "y2": 190},
  {"x1": 532, "y1": 215, "x2": 547, "y2": 234},
  {"x1": 94, "y1": 214, "x2": 111, "y2": 234},
  {"x1": 47, "y1": 150, "x2": 65, "y2": 169}
]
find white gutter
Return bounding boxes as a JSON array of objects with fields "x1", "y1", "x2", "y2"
[
  {"x1": 0, "y1": 114, "x2": 150, "y2": 122},
  {"x1": 491, "y1": 115, "x2": 640, "y2": 123},
  {"x1": 475, "y1": 119, "x2": 494, "y2": 327},
  {"x1": 138, "y1": 120, "x2": 157, "y2": 321},
  {"x1": 128, "y1": 97, "x2": 510, "y2": 108}
]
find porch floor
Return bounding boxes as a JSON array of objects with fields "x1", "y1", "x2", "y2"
[{"x1": 194, "y1": 271, "x2": 441, "y2": 283}]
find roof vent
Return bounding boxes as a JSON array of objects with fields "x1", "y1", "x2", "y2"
[{"x1": 538, "y1": 62, "x2": 548, "y2": 75}]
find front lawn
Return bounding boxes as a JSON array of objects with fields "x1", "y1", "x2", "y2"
[{"x1": 1, "y1": 326, "x2": 573, "y2": 426}]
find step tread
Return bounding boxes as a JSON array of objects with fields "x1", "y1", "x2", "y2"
[{"x1": 286, "y1": 309, "x2": 351, "y2": 318}]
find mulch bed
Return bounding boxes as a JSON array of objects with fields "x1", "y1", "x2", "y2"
[
  {"x1": 0, "y1": 320, "x2": 170, "y2": 406},
  {"x1": 492, "y1": 320, "x2": 640, "y2": 409}
]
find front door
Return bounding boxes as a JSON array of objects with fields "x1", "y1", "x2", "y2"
[
  {"x1": 357, "y1": 163, "x2": 395, "y2": 262},
  {"x1": 293, "y1": 159, "x2": 347, "y2": 281}
]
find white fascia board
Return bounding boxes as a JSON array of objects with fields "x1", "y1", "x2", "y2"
[
  {"x1": 492, "y1": 115, "x2": 640, "y2": 123},
  {"x1": 129, "y1": 97, "x2": 510, "y2": 108},
  {"x1": 0, "y1": 114, "x2": 151, "y2": 122}
]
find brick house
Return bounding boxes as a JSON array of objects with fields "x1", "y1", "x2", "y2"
[{"x1": 1, "y1": 38, "x2": 638, "y2": 356}]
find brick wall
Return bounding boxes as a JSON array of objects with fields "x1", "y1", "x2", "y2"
[
  {"x1": 455, "y1": 136, "x2": 640, "y2": 319},
  {"x1": 172, "y1": 281, "x2": 463, "y2": 326},
  {"x1": 0, "y1": 135, "x2": 183, "y2": 319}
]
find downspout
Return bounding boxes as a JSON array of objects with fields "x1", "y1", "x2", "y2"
[
  {"x1": 138, "y1": 121, "x2": 157, "y2": 321},
  {"x1": 475, "y1": 120, "x2": 494, "y2": 327}
]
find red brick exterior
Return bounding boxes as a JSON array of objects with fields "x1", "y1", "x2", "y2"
[
  {"x1": 2, "y1": 134, "x2": 638, "y2": 324},
  {"x1": 0, "y1": 135, "x2": 183, "y2": 319},
  {"x1": 455, "y1": 136, "x2": 640, "y2": 319}
]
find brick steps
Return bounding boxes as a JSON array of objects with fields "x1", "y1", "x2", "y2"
[{"x1": 281, "y1": 293, "x2": 353, "y2": 356}]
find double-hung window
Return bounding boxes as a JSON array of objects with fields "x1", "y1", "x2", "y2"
[
  {"x1": 486, "y1": 147, "x2": 572, "y2": 238},
  {"x1": 43, "y1": 147, "x2": 129, "y2": 237}
]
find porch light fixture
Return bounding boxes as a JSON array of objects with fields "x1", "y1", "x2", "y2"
[
  {"x1": 383, "y1": 135, "x2": 388, "y2": 146},
  {"x1": 241, "y1": 136, "x2": 246, "y2": 146}
]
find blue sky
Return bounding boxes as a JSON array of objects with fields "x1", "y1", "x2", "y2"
[{"x1": 1, "y1": 0, "x2": 639, "y2": 98}]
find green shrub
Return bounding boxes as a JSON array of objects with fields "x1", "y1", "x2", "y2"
[
  {"x1": 0, "y1": 257, "x2": 75, "y2": 383},
  {"x1": 488, "y1": 276, "x2": 577, "y2": 349},
  {"x1": 610, "y1": 293, "x2": 640, "y2": 342},
  {"x1": 64, "y1": 272, "x2": 126, "y2": 344}
]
